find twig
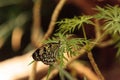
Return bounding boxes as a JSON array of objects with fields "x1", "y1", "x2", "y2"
[
  {"x1": 93, "y1": 19, "x2": 109, "y2": 43},
  {"x1": 69, "y1": 61, "x2": 99, "y2": 80},
  {"x1": 29, "y1": 61, "x2": 37, "y2": 80},
  {"x1": 30, "y1": 0, "x2": 42, "y2": 80},
  {"x1": 12, "y1": 27, "x2": 23, "y2": 51},
  {"x1": 31, "y1": 0, "x2": 43, "y2": 48},
  {"x1": 87, "y1": 51, "x2": 104, "y2": 80},
  {"x1": 41, "y1": 0, "x2": 67, "y2": 41},
  {"x1": 94, "y1": 19, "x2": 101, "y2": 40},
  {"x1": 97, "y1": 39, "x2": 114, "y2": 48},
  {"x1": 42, "y1": 69, "x2": 59, "y2": 80}
]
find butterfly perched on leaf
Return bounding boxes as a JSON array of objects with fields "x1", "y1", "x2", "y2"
[{"x1": 32, "y1": 41, "x2": 60, "y2": 65}]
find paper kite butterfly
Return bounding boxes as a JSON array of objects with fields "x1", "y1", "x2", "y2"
[{"x1": 32, "y1": 41, "x2": 60, "y2": 65}]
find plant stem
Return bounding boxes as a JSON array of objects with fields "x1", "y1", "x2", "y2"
[
  {"x1": 82, "y1": 25, "x2": 87, "y2": 40},
  {"x1": 30, "y1": 0, "x2": 42, "y2": 80},
  {"x1": 29, "y1": 61, "x2": 37, "y2": 80},
  {"x1": 87, "y1": 51, "x2": 104, "y2": 80},
  {"x1": 42, "y1": 0, "x2": 67, "y2": 41},
  {"x1": 69, "y1": 61, "x2": 99, "y2": 80},
  {"x1": 94, "y1": 19, "x2": 101, "y2": 40},
  {"x1": 31, "y1": 0, "x2": 43, "y2": 47}
]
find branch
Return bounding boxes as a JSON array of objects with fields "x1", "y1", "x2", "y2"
[
  {"x1": 68, "y1": 61, "x2": 99, "y2": 80},
  {"x1": 87, "y1": 51, "x2": 104, "y2": 80},
  {"x1": 30, "y1": 0, "x2": 43, "y2": 80},
  {"x1": 31, "y1": 0, "x2": 43, "y2": 48},
  {"x1": 42, "y1": 68, "x2": 59, "y2": 80},
  {"x1": 93, "y1": 20, "x2": 115, "y2": 48},
  {"x1": 94, "y1": 19, "x2": 101, "y2": 40},
  {"x1": 41, "y1": 0, "x2": 67, "y2": 41},
  {"x1": 97, "y1": 39, "x2": 114, "y2": 48}
]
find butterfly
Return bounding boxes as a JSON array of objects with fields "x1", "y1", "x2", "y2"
[{"x1": 32, "y1": 41, "x2": 60, "y2": 65}]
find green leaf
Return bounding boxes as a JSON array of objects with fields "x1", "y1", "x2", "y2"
[
  {"x1": 46, "y1": 65, "x2": 54, "y2": 80},
  {"x1": 115, "y1": 41, "x2": 120, "y2": 57},
  {"x1": 55, "y1": 65, "x2": 75, "y2": 80},
  {"x1": 28, "y1": 60, "x2": 35, "y2": 65},
  {"x1": 57, "y1": 16, "x2": 93, "y2": 34},
  {"x1": 94, "y1": 5, "x2": 120, "y2": 35},
  {"x1": 45, "y1": 33, "x2": 90, "y2": 65}
]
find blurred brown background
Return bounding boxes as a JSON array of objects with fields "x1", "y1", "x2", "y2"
[{"x1": 0, "y1": 0, "x2": 120, "y2": 80}]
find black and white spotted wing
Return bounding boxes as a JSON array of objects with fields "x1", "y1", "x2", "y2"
[{"x1": 32, "y1": 42, "x2": 60, "y2": 65}]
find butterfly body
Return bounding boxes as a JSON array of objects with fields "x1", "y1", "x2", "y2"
[{"x1": 32, "y1": 42, "x2": 60, "y2": 65}]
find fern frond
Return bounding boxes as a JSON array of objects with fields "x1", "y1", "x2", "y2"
[
  {"x1": 45, "y1": 33, "x2": 90, "y2": 65},
  {"x1": 94, "y1": 5, "x2": 120, "y2": 35},
  {"x1": 57, "y1": 16, "x2": 93, "y2": 34},
  {"x1": 115, "y1": 41, "x2": 120, "y2": 57}
]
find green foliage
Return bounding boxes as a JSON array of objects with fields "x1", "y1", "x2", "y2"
[
  {"x1": 45, "y1": 33, "x2": 90, "y2": 65},
  {"x1": 46, "y1": 65, "x2": 54, "y2": 80},
  {"x1": 94, "y1": 5, "x2": 120, "y2": 35},
  {"x1": 94, "y1": 5, "x2": 120, "y2": 58},
  {"x1": 115, "y1": 41, "x2": 120, "y2": 59},
  {"x1": 45, "y1": 33, "x2": 90, "y2": 80},
  {"x1": 37, "y1": 5, "x2": 120, "y2": 80},
  {"x1": 56, "y1": 65, "x2": 75, "y2": 80},
  {"x1": 57, "y1": 16, "x2": 93, "y2": 34},
  {"x1": 28, "y1": 60, "x2": 35, "y2": 65},
  {"x1": 44, "y1": 14, "x2": 94, "y2": 80}
]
